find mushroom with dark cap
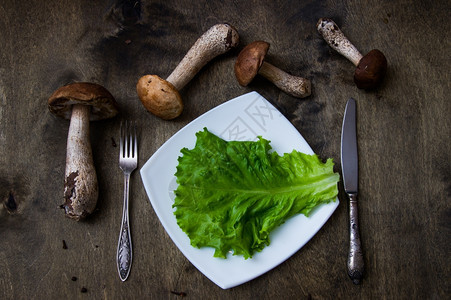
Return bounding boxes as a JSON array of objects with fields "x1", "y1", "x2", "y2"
[
  {"x1": 317, "y1": 18, "x2": 387, "y2": 90},
  {"x1": 48, "y1": 82, "x2": 119, "y2": 220},
  {"x1": 234, "y1": 41, "x2": 311, "y2": 98},
  {"x1": 137, "y1": 23, "x2": 239, "y2": 120}
]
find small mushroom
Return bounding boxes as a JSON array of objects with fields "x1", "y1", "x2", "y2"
[
  {"x1": 234, "y1": 41, "x2": 311, "y2": 98},
  {"x1": 48, "y1": 82, "x2": 119, "y2": 220},
  {"x1": 137, "y1": 23, "x2": 239, "y2": 119},
  {"x1": 317, "y1": 18, "x2": 387, "y2": 90}
]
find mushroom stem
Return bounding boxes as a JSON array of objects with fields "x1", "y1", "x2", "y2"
[
  {"x1": 63, "y1": 104, "x2": 98, "y2": 220},
  {"x1": 317, "y1": 18, "x2": 362, "y2": 66},
  {"x1": 258, "y1": 61, "x2": 311, "y2": 98},
  {"x1": 166, "y1": 23, "x2": 239, "y2": 90}
]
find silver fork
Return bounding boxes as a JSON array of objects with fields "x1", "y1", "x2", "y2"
[{"x1": 117, "y1": 121, "x2": 137, "y2": 281}]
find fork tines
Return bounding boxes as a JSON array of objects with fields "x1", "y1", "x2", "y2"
[{"x1": 120, "y1": 121, "x2": 138, "y2": 160}]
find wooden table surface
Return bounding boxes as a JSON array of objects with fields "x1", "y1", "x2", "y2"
[{"x1": 0, "y1": 0, "x2": 449, "y2": 299}]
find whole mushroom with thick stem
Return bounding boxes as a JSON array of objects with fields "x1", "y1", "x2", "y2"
[
  {"x1": 137, "y1": 23, "x2": 239, "y2": 120},
  {"x1": 48, "y1": 82, "x2": 119, "y2": 220},
  {"x1": 234, "y1": 41, "x2": 311, "y2": 98},
  {"x1": 317, "y1": 18, "x2": 387, "y2": 90}
]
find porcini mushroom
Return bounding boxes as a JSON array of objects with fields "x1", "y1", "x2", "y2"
[
  {"x1": 48, "y1": 82, "x2": 119, "y2": 220},
  {"x1": 317, "y1": 18, "x2": 387, "y2": 90},
  {"x1": 234, "y1": 41, "x2": 311, "y2": 98},
  {"x1": 137, "y1": 23, "x2": 239, "y2": 119}
]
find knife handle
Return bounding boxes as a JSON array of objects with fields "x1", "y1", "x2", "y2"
[{"x1": 347, "y1": 193, "x2": 364, "y2": 284}]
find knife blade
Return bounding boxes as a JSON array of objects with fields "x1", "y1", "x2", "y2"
[{"x1": 341, "y1": 98, "x2": 364, "y2": 284}]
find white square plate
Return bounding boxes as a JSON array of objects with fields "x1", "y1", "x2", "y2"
[{"x1": 140, "y1": 92, "x2": 339, "y2": 289}]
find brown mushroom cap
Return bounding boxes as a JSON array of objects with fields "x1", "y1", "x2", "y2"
[
  {"x1": 354, "y1": 49, "x2": 387, "y2": 90},
  {"x1": 234, "y1": 41, "x2": 270, "y2": 86},
  {"x1": 48, "y1": 82, "x2": 119, "y2": 120},
  {"x1": 136, "y1": 75, "x2": 183, "y2": 120}
]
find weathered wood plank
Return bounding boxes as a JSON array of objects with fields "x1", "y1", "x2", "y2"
[{"x1": 0, "y1": 0, "x2": 449, "y2": 299}]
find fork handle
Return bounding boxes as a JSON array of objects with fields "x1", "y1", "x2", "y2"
[{"x1": 117, "y1": 173, "x2": 132, "y2": 281}]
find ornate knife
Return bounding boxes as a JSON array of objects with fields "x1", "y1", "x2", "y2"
[{"x1": 341, "y1": 98, "x2": 364, "y2": 284}]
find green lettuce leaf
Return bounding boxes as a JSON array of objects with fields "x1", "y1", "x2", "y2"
[{"x1": 173, "y1": 128, "x2": 339, "y2": 259}]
